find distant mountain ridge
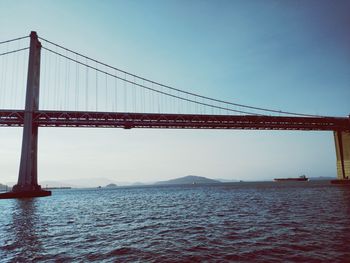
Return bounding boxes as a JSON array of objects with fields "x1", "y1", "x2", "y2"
[{"x1": 156, "y1": 175, "x2": 221, "y2": 185}]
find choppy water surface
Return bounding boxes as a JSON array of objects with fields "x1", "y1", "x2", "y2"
[{"x1": 1, "y1": 181, "x2": 350, "y2": 262}]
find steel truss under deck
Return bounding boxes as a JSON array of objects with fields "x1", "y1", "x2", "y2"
[{"x1": 1, "y1": 110, "x2": 349, "y2": 131}]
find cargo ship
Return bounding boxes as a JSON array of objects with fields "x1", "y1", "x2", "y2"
[{"x1": 274, "y1": 175, "x2": 309, "y2": 182}]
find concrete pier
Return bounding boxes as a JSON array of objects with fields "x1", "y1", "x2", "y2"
[{"x1": 331, "y1": 131, "x2": 350, "y2": 185}]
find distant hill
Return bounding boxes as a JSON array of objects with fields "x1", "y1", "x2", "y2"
[{"x1": 156, "y1": 175, "x2": 221, "y2": 185}]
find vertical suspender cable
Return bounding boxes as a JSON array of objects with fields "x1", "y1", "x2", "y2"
[
  {"x1": 105, "y1": 72, "x2": 107, "y2": 111},
  {"x1": 3, "y1": 43, "x2": 8, "y2": 107},
  {"x1": 65, "y1": 50, "x2": 68, "y2": 110},
  {"x1": 41, "y1": 48, "x2": 46, "y2": 109},
  {"x1": 67, "y1": 54, "x2": 71, "y2": 110},
  {"x1": 58, "y1": 51, "x2": 62, "y2": 109},
  {"x1": 95, "y1": 62, "x2": 98, "y2": 111},
  {"x1": 124, "y1": 73, "x2": 127, "y2": 112},
  {"x1": 46, "y1": 49, "x2": 51, "y2": 110},
  {"x1": 75, "y1": 54, "x2": 79, "y2": 111},
  {"x1": 14, "y1": 41, "x2": 20, "y2": 108},
  {"x1": 54, "y1": 48, "x2": 58, "y2": 109},
  {"x1": 115, "y1": 70, "x2": 117, "y2": 112},
  {"x1": 133, "y1": 76, "x2": 136, "y2": 112},
  {"x1": 22, "y1": 45, "x2": 27, "y2": 109},
  {"x1": 86, "y1": 58, "x2": 89, "y2": 110}
]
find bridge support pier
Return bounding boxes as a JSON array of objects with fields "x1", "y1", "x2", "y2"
[
  {"x1": 0, "y1": 32, "x2": 50, "y2": 199},
  {"x1": 331, "y1": 131, "x2": 350, "y2": 185}
]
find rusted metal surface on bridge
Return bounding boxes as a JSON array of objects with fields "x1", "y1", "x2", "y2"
[{"x1": 1, "y1": 110, "x2": 349, "y2": 131}]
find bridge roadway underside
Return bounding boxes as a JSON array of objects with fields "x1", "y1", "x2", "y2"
[{"x1": 1, "y1": 110, "x2": 349, "y2": 131}]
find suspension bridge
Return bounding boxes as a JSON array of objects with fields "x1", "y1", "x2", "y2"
[{"x1": 0, "y1": 31, "x2": 349, "y2": 198}]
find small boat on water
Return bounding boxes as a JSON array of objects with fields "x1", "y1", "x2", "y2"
[{"x1": 274, "y1": 175, "x2": 309, "y2": 182}]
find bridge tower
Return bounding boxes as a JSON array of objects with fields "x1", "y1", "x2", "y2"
[
  {"x1": 0, "y1": 32, "x2": 50, "y2": 198},
  {"x1": 333, "y1": 131, "x2": 350, "y2": 182}
]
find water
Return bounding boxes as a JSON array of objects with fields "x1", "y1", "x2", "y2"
[{"x1": 1, "y1": 181, "x2": 350, "y2": 262}]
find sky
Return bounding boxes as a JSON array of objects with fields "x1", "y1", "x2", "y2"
[{"x1": 0, "y1": 0, "x2": 349, "y2": 186}]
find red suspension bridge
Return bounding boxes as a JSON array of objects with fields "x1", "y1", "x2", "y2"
[{"x1": 0, "y1": 31, "x2": 349, "y2": 198}]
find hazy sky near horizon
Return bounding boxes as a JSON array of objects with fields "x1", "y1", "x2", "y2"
[{"x1": 0, "y1": 0, "x2": 349, "y2": 184}]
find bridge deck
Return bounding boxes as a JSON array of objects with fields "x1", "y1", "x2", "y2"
[{"x1": 0, "y1": 110, "x2": 349, "y2": 131}]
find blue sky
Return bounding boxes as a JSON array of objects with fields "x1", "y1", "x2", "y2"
[{"x1": 0, "y1": 0, "x2": 349, "y2": 185}]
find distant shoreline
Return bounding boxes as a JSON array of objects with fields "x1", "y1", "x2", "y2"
[{"x1": 44, "y1": 187, "x2": 72, "y2": 190}]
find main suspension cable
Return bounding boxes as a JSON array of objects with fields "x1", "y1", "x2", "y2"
[
  {"x1": 0, "y1": 47, "x2": 29, "y2": 57},
  {"x1": 0, "y1": 35, "x2": 29, "y2": 45}
]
